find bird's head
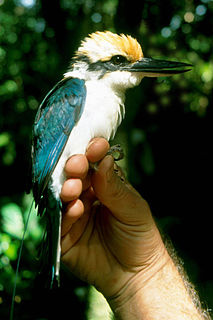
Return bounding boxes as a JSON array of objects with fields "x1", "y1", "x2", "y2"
[{"x1": 65, "y1": 31, "x2": 191, "y2": 91}]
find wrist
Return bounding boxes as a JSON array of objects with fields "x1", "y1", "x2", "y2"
[
  {"x1": 107, "y1": 241, "x2": 170, "y2": 319},
  {"x1": 108, "y1": 252, "x2": 205, "y2": 320}
]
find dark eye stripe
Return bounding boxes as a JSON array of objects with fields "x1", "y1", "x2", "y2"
[{"x1": 72, "y1": 53, "x2": 130, "y2": 79}]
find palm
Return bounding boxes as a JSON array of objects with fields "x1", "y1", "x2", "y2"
[{"x1": 61, "y1": 186, "x2": 158, "y2": 298}]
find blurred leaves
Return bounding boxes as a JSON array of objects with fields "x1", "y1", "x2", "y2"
[
  {"x1": 1, "y1": 203, "x2": 24, "y2": 239},
  {"x1": 0, "y1": 195, "x2": 42, "y2": 294},
  {"x1": 0, "y1": 0, "x2": 213, "y2": 318}
]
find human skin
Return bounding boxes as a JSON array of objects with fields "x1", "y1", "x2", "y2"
[{"x1": 60, "y1": 138, "x2": 209, "y2": 320}]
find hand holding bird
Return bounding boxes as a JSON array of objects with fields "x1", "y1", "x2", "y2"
[{"x1": 60, "y1": 138, "x2": 167, "y2": 299}]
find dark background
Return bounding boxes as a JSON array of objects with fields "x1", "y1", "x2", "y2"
[{"x1": 0, "y1": 0, "x2": 212, "y2": 319}]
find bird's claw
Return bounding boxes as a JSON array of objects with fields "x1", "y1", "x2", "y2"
[
  {"x1": 89, "y1": 144, "x2": 124, "y2": 171},
  {"x1": 107, "y1": 144, "x2": 124, "y2": 161}
]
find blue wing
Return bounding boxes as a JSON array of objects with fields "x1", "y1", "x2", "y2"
[{"x1": 32, "y1": 77, "x2": 86, "y2": 207}]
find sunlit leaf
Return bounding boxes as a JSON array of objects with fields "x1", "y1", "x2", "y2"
[
  {"x1": 0, "y1": 132, "x2": 10, "y2": 148},
  {"x1": 0, "y1": 80, "x2": 18, "y2": 95},
  {"x1": 5, "y1": 242, "x2": 18, "y2": 260},
  {"x1": 86, "y1": 286, "x2": 112, "y2": 320},
  {"x1": 1, "y1": 203, "x2": 24, "y2": 239}
]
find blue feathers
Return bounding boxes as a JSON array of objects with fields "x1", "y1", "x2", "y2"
[
  {"x1": 31, "y1": 77, "x2": 86, "y2": 286},
  {"x1": 32, "y1": 77, "x2": 86, "y2": 207}
]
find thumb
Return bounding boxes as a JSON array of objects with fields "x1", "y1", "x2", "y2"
[{"x1": 91, "y1": 155, "x2": 151, "y2": 225}]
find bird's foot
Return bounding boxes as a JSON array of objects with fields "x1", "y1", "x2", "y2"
[
  {"x1": 90, "y1": 144, "x2": 124, "y2": 171},
  {"x1": 107, "y1": 144, "x2": 124, "y2": 161}
]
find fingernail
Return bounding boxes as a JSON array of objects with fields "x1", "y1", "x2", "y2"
[
  {"x1": 86, "y1": 140, "x2": 95, "y2": 151},
  {"x1": 86, "y1": 137, "x2": 100, "y2": 151}
]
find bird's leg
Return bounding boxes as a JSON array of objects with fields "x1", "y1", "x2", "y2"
[
  {"x1": 106, "y1": 144, "x2": 124, "y2": 161},
  {"x1": 89, "y1": 144, "x2": 124, "y2": 171}
]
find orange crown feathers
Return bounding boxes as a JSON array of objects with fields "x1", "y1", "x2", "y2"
[{"x1": 75, "y1": 31, "x2": 143, "y2": 63}]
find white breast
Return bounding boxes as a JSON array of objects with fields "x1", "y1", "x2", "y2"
[{"x1": 51, "y1": 79, "x2": 125, "y2": 197}]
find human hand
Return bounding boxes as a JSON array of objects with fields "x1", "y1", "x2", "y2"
[{"x1": 60, "y1": 138, "x2": 168, "y2": 301}]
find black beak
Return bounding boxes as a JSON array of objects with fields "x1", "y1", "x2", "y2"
[{"x1": 125, "y1": 57, "x2": 192, "y2": 77}]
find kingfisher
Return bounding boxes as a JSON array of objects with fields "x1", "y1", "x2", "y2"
[{"x1": 31, "y1": 31, "x2": 191, "y2": 287}]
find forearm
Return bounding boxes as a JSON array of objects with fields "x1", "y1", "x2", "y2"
[{"x1": 108, "y1": 254, "x2": 210, "y2": 320}]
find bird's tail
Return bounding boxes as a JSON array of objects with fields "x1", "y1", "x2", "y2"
[{"x1": 39, "y1": 188, "x2": 62, "y2": 288}]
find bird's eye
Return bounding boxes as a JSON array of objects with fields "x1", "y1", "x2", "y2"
[{"x1": 110, "y1": 55, "x2": 128, "y2": 65}]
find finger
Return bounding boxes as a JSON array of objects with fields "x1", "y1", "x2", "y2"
[
  {"x1": 64, "y1": 154, "x2": 89, "y2": 179},
  {"x1": 61, "y1": 199, "x2": 84, "y2": 237},
  {"x1": 61, "y1": 187, "x2": 96, "y2": 255},
  {"x1": 82, "y1": 170, "x2": 92, "y2": 191},
  {"x1": 86, "y1": 137, "x2": 109, "y2": 163},
  {"x1": 60, "y1": 178, "x2": 82, "y2": 203},
  {"x1": 91, "y1": 155, "x2": 152, "y2": 225}
]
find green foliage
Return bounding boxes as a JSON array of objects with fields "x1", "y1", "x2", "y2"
[
  {"x1": 0, "y1": 194, "x2": 42, "y2": 275},
  {"x1": 0, "y1": 0, "x2": 212, "y2": 318}
]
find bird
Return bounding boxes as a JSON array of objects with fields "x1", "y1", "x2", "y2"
[{"x1": 31, "y1": 30, "x2": 191, "y2": 287}]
